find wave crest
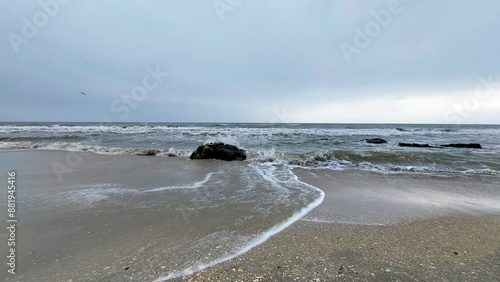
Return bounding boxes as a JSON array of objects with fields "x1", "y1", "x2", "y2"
[{"x1": 0, "y1": 141, "x2": 192, "y2": 158}]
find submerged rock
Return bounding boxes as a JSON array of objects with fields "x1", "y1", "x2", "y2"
[
  {"x1": 399, "y1": 143, "x2": 433, "y2": 148},
  {"x1": 190, "y1": 142, "x2": 246, "y2": 161},
  {"x1": 440, "y1": 143, "x2": 482, "y2": 149},
  {"x1": 137, "y1": 149, "x2": 159, "y2": 156},
  {"x1": 365, "y1": 138, "x2": 387, "y2": 144}
]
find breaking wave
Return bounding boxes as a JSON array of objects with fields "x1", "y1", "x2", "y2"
[{"x1": 0, "y1": 141, "x2": 192, "y2": 158}]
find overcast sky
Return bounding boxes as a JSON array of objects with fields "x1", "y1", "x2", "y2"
[{"x1": 1, "y1": 0, "x2": 499, "y2": 123}]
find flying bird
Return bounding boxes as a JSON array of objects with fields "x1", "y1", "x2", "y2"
[{"x1": 78, "y1": 91, "x2": 86, "y2": 96}]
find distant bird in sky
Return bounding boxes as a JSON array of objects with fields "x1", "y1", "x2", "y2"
[{"x1": 78, "y1": 91, "x2": 86, "y2": 96}]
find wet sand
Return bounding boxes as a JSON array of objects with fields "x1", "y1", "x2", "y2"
[
  {"x1": 297, "y1": 169, "x2": 500, "y2": 225},
  {"x1": 0, "y1": 150, "x2": 221, "y2": 281},
  {"x1": 1, "y1": 150, "x2": 499, "y2": 281},
  {"x1": 174, "y1": 169, "x2": 500, "y2": 281},
  {"x1": 1, "y1": 150, "x2": 322, "y2": 281}
]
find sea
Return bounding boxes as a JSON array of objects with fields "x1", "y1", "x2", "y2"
[
  {"x1": 1, "y1": 122, "x2": 499, "y2": 280},
  {"x1": 1, "y1": 122, "x2": 499, "y2": 177}
]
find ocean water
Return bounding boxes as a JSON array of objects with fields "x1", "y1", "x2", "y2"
[
  {"x1": 1, "y1": 122, "x2": 499, "y2": 176},
  {"x1": 1, "y1": 122, "x2": 499, "y2": 280}
]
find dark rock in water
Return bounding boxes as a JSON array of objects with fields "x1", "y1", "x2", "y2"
[
  {"x1": 440, "y1": 143, "x2": 482, "y2": 149},
  {"x1": 190, "y1": 142, "x2": 246, "y2": 161},
  {"x1": 365, "y1": 138, "x2": 387, "y2": 144},
  {"x1": 137, "y1": 149, "x2": 159, "y2": 156},
  {"x1": 399, "y1": 143, "x2": 433, "y2": 148}
]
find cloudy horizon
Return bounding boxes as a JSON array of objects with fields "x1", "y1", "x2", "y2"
[{"x1": 1, "y1": 0, "x2": 499, "y2": 124}]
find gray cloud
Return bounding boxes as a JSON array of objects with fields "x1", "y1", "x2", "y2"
[{"x1": 1, "y1": 0, "x2": 499, "y2": 123}]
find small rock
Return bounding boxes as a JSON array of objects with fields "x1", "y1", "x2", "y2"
[
  {"x1": 440, "y1": 143, "x2": 482, "y2": 149},
  {"x1": 399, "y1": 143, "x2": 433, "y2": 148},
  {"x1": 137, "y1": 149, "x2": 159, "y2": 156},
  {"x1": 364, "y1": 138, "x2": 387, "y2": 144}
]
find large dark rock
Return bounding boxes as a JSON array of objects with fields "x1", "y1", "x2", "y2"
[
  {"x1": 365, "y1": 138, "x2": 387, "y2": 144},
  {"x1": 399, "y1": 143, "x2": 434, "y2": 148},
  {"x1": 440, "y1": 143, "x2": 482, "y2": 149},
  {"x1": 190, "y1": 142, "x2": 246, "y2": 161}
]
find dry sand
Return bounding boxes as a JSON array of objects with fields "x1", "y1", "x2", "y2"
[{"x1": 174, "y1": 215, "x2": 500, "y2": 281}]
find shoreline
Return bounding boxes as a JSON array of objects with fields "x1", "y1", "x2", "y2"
[
  {"x1": 171, "y1": 168, "x2": 500, "y2": 281},
  {"x1": 1, "y1": 150, "x2": 499, "y2": 281}
]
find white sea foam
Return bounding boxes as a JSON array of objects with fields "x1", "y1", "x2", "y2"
[
  {"x1": 0, "y1": 141, "x2": 193, "y2": 158},
  {"x1": 248, "y1": 163, "x2": 292, "y2": 195},
  {"x1": 0, "y1": 141, "x2": 32, "y2": 149},
  {"x1": 67, "y1": 186, "x2": 139, "y2": 205},
  {"x1": 301, "y1": 217, "x2": 387, "y2": 226},
  {"x1": 153, "y1": 165, "x2": 325, "y2": 281},
  {"x1": 32, "y1": 184, "x2": 140, "y2": 210},
  {"x1": 33, "y1": 172, "x2": 215, "y2": 211},
  {"x1": 143, "y1": 173, "x2": 213, "y2": 192}
]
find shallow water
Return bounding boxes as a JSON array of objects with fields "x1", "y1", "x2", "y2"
[{"x1": 296, "y1": 169, "x2": 500, "y2": 226}]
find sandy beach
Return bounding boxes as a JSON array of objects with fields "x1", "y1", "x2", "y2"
[
  {"x1": 1, "y1": 150, "x2": 499, "y2": 281},
  {"x1": 173, "y1": 215, "x2": 500, "y2": 281},
  {"x1": 174, "y1": 169, "x2": 500, "y2": 281}
]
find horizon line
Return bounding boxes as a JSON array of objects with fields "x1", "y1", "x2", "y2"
[{"x1": 1, "y1": 121, "x2": 500, "y2": 126}]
